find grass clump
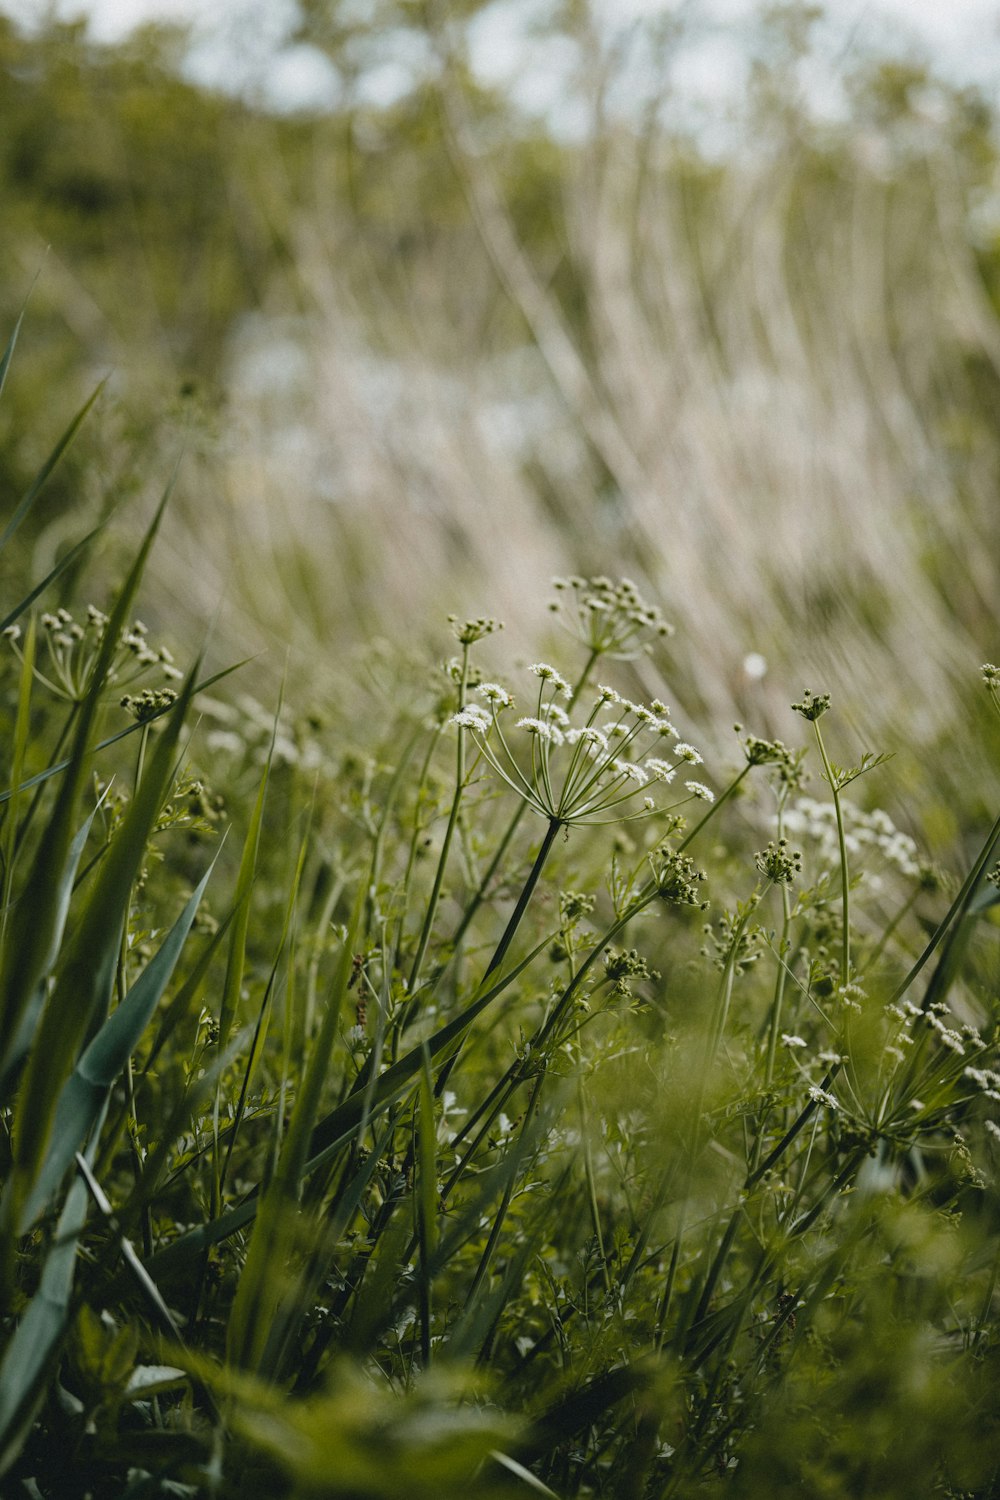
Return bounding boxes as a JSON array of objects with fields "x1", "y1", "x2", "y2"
[{"x1": 2, "y1": 333, "x2": 1000, "y2": 1499}]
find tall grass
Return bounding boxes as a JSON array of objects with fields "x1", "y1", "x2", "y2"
[
  {"x1": 3, "y1": 314, "x2": 1000, "y2": 1494},
  {"x1": 114, "y1": 20, "x2": 999, "y2": 849}
]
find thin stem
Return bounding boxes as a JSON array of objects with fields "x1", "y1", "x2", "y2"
[
  {"x1": 678, "y1": 763, "x2": 751, "y2": 852},
  {"x1": 408, "y1": 648, "x2": 470, "y2": 995},
  {"x1": 483, "y1": 816, "x2": 562, "y2": 979},
  {"x1": 813, "y1": 719, "x2": 850, "y2": 985}
]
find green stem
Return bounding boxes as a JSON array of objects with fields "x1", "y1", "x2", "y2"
[
  {"x1": 813, "y1": 719, "x2": 850, "y2": 985},
  {"x1": 447, "y1": 647, "x2": 599, "y2": 956},
  {"x1": 408, "y1": 649, "x2": 470, "y2": 995},
  {"x1": 678, "y1": 763, "x2": 751, "y2": 852},
  {"x1": 483, "y1": 816, "x2": 562, "y2": 979}
]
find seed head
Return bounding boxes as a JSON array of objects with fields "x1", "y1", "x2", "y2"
[{"x1": 791, "y1": 690, "x2": 831, "y2": 722}]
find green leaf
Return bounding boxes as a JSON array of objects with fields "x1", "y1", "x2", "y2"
[
  {"x1": 0, "y1": 1116, "x2": 106, "y2": 1477},
  {"x1": 0, "y1": 657, "x2": 253, "y2": 807},
  {"x1": 0, "y1": 305, "x2": 25, "y2": 407},
  {"x1": 0, "y1": 518, "x2": 108, "y2": 636},
  {"x1": 0, "y1": 794, "x2": 108, "y2": 1096},
  {"x1": 0, "y1": 381, "x2": 105, "y2": 554},
  {"x1": 18, "y1": 852, "x2": 219, "y2": 1233},
  {"x1": 0, "y1": 472, "x2": 175, "y2": 1074},
  {"x1": 7, "y1": 655, "x2": 198, "y2": 1226}
]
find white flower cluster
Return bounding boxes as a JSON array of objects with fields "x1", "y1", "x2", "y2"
[
  {"x1": 450, "y1": 665, "x2": 712, "y2": 825},
  {"x1": 782, "y1": 797, "x2": 922, "y2": 881}
]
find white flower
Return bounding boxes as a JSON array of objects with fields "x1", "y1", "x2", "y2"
[
  {"x1": 644, "y1": 758, "x2": 676, "y2": 783},
  {"x1": 808, "y1": 1085, "x2": 839, "y2": 1110},
  {"x1": 674, "y1": 742, "x2": 703, "y2": 765},
  {"x1": 781, "y1": 1033, "x2": 808, "y2": 1048},
  {"x1": 685, "y1": 781, "x2": 714, "y2": 803},
  {"x1": 528, "y1": 663, "x2": 571, "y2": 697},
  {"x1": 611, "y1": 759, "x2": 648, "y2": 785},
  {"x1": 477, "y1": 682, "x2": 512, "y2": 707},
  {"x1": 452, "y1": 706, "x2": 491, "y2": 732},
  {"x1": 517, "y1": 716, "x2": 563, "y2": 744}
]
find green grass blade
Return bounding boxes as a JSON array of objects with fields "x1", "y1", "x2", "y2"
[
  {"x1": 0, "y1": 519, "x2": 108, "y2": 635},
  {"x1": 415, "y1": 1043, "x2": 439, "y2": 1365},
  {"x1": 0, "y1": 305, "x2": 25, "y2": 407},
  {"x1": 0, "y1": 615, "x2": 37, "y2": 955},
  {"x1": 0, "y1": 794, "x2": 108, "y2": 1095},
  {"x1": 0, "y1": 657, "x2": 253, "y2": 807},
  {"x1": 0, "y1": 474, "x2": 175, "y2": 1069},
  {"x1": 18, "y1": 852, "x2": 219, "y2": 1233},
  {"x1": 0, "y1": 381, "x2": 105, "y2": 554},
  {"x1": 8, "y1": 658, "x2": 197, "y2": 1226},
  {"x1": 0, "y1": 1107, "x2": 108, "y2": 1478}
]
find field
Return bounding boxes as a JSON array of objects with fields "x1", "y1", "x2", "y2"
[{"x1": 2, "y1": 6, "x2": 1000, "y2": 1496}]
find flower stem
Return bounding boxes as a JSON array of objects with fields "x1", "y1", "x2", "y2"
[
  {"x1": 813, "y1": 719, "x2": 850, "y2": 985},
  {"x1": 408, "y1": 646, "x2": 470, "y2": 995}
]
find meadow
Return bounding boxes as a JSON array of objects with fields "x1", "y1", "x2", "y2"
[{"x1": 2, "y1": 6, "x2": 1000, "y2": 1496}]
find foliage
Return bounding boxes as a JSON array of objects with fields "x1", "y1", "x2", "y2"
[{"x1": 3, "y1": 319, "x2": 1000, "y2": 1497}]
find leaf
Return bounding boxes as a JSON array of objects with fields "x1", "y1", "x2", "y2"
[
  {"x1": 0, "y1": 792, "x2": 108, "y2": 1096},
  {"x1": 0, "y1": 304, "x2": 25, "y2": 407},
  {"x1": 8, "y1": 654, "x2": 199, "y2": 1224},
  {"x1": 0, "y1": 656, "x2": 253, "y2": 806},
  {"x1": 18, "y1": 852, "x2": 219, "y2": 1233},
  {"x1": 0, "y1": 1115, "x2": 107, "y2": 1477},
  {"x1": 0, "y1": 381, "x2": 105, "y2": 554},
  {"x1": 0, "y1": 519, "x2": 108, "y2": 635},
  {"x1": 0, "y1": 471, "x2": 176, "y2": 1073}
]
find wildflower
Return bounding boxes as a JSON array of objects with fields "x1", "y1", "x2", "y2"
[
  {"x1": 645, "y1": 758, "x2": 676, "y2": 783},
  {"x1": 982, "y1": 663, "x2": 1000, "y2": 690},
  {"x1": 674, "y1": 742, "x2": 703, "y2": 765},
  {"x1": 120, "y1": 687, "x2": 178, "y2": 723},
  {"x1": 651, "y1": 848, "x2": 708, "y2": 907},
  {"x1": 685, "y1": 781, "x2": 714, "y2": 803},
  {"x1": 452, "y1": 705, "x2": 491, "y2": 732},
  {"x1": 517, "y1": 716, "x2": 563, "y2": 744},
  {"x1": 808, "y1": 1085, "x2": 839, "y2": 1110},
  {"x1": 791, "y1": 689, "x2": 831, "y2": 722},
  {"x1": 612, "y1": 759, "x2": 647, "y2": 785},
  {"x1": 548, "y1": 575, "x2": 672, "y2": 659},
  {"x1": 753, "y1": 839, "x2": 802, "y2": 885},
  {"x1": 528, "y1": 663, "x2": 571, "y2": 698},
  {"x1": 449, "y1": 615, "x2": 501, "y2": 645},
  {"x1": 466, "y1": 664, "x2": 715, "y2": 827},
  {"x1": 781, "y1": 1034, "x2": 808, "y2": 1048}
]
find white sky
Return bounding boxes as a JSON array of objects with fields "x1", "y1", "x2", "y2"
[{"x1": 8, "y1": 0, "x2": 1000, "y2": 116}]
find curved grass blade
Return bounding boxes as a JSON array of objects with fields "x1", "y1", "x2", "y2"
[
  {"x1": 0, "y1": 305, "x2": 25, "y2": 406},
  {"x1": 0, "y1": 792, "x2": 109, "y2": 1096},
  {"x1": 0, "y1": 1107, "x2": 108, "y2": 1479},
  {"x1": 7, "y1": 657, "x2": 198, "y2": 1229},
  {"x1": 0, "y1": 381, "x2": 105, "y2": 554},
  {"x1": 18, "y1": 850, "x2": 220, "y2": 1233},
  {"x1": 0, "y1": 476, "x2": 174, "y2": 1070},
  {"x1": 0, "y1": 518, "x2": 109, "y2": 635},
  {"x1": 0, "y1": 659, "x2": 252, "y2": 807}
]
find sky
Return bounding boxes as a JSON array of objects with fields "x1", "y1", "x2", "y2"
[{"x1": 9, "y1": 0, "x2": 1000, "y2": 118}]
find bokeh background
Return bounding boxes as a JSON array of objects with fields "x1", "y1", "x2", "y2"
[{"x1": 3, "y1": 0, "x2": 1000, "y2": 841}]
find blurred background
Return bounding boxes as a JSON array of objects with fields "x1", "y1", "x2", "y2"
[{"x1": 2, "y1": 0, "x2": 1000, "y2": 845}]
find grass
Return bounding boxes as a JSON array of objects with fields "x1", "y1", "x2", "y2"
[{"x1": 2, "y1": 321, "x2": 1000, "y2": 1498}]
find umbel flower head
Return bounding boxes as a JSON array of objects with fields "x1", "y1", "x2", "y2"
[
  {"x1": 452, "y1": 663, "x2": 712, "y2": 826},
  {"x1": 547, "y1": 575, "x2": 672, "y2": 660}
]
